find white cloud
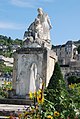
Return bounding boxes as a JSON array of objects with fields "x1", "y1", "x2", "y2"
[
  {"x1": 10, "y1": 0, "x2": 53, "y2": 8},
  {"x1": 0, "y1": 21, "x2": 24, "y2": 30},
  {"x1": 10, "y1": 0, "x2": 34, "y2": 8}
]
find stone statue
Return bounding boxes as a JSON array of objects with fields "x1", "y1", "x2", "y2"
[
  {"x1": 37, "y1": 8, "x2": 52, "y2": 42},
  {"x1": 27, "y1": 18, "x2": 43, "y2": 40},
  {"x1": 24, "y1": 8, "x2": 52, "y2": 45},
  {"x1": 35, "y1": 18, "x2": 43, "y2": 39},
  {"x1": 29, "y1": 63, "x2": 37, "y2": 92}
]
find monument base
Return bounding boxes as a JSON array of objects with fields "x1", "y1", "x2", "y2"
[{"x1": 13, "y1": 46, "x2": 57, "y2": 97}]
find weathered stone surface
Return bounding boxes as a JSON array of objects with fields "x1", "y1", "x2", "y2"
[
  {"x1": 12, "y1": 8, "x2": 57, "y2": 97},
  {"x1": 23, "y1": 8, "x2": 52, "y2": 48},
  {"x1": 13, "y1": 47, "x2": 57, "y2": 97},
  {"x1": 13, "y1": 48, "x2": 46, "y2": 96}
]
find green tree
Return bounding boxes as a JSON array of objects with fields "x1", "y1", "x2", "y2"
[
  {"x1": 67, "y1": 76, "x2": 78, "y2": 85},
  {"x1": 76, "y1": 77, "x2": 80, "y2": 83},
  {"x1": 7, "y1": 37, "x2": 13, "y2": 44},
  {"x1": 14, "y1": 38, "x2": 23, "y2": 46},
  {"x1": 7, "y1": 46, "x2": 12, "y2": 52},
  {"x1": 45, "y1": 62, "x2": 75, "y2": 118},
  {"x1": 0, "y1": 62, "x2": 13, "y2": 73},
  {"x1": 48, "y1": 62, "x2": 64, "y2": 89},
  {"x1": 68, "y1": 83, "x2": 80, "y2": 117},
  {"x1": 67, "y1": 76, "x2": 80, "y2": 84}
]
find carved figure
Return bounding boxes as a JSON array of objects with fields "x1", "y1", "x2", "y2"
[
  {"x1": 29, "y1": 63, "x2": 37, "y2": 92},
  {"x1": 35, "y1": 18, "x2": 43, "y2": 39},
  {"x1": 24, "y1": 8, "x2": 52, "y2": 44},
  {"x1": 37, "y1": 8, "x2": 52, "y2": 42},
  {"x1": 28, "y1": 18, "x2": 43, "y2": 40}
]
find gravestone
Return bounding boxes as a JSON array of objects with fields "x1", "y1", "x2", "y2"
[{"x1": 12, "y1": 8, "x2": 57, "y2": 98}]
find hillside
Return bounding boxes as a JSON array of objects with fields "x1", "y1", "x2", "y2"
[
  {"x1": 0, "y1": 35, "x2": 23, "y2": 46},
  {"x1": 0, "y1": 35, "x2": 23, "y2": 58},
  {"x1": 0, "y1": 35, "x2": 23, "y2": 74}
]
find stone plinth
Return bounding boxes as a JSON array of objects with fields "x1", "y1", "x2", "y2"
[{"x1": 13, "y1": 47, "x2": 57, "y2": 97}]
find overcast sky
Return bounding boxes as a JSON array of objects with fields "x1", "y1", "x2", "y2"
[{"x1": 0, "y1": 0, "x2": 80, "y2": 45}]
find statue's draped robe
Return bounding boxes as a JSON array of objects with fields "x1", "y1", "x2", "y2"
[
  {"x1": 37, "y1": 13, "x2": 51, "y2": 41},
  {"x1": 29, "y1": 63, "x2": 37, "y2": 92}
]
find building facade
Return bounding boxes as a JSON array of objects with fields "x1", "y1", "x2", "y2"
[{"x1": 53, "y1": 40, "x2": 80, "y2": 78}]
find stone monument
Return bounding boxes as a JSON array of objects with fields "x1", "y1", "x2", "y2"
[{"x1": 12, "y1": 8, "x2": 57, "y2": 98}]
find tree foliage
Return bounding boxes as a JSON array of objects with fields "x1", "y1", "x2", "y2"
[
  {"x1": 0, "y1": 35, "x2": 23, "y2": 58},
  {"x1": 0, "y1": 35, "x2": 23, "y2": 46},
  {"x1": 67, "y1": 76, "x2": 80, "y2": 84},
  {"x1": 47, "y1": 62, "x2": 64, "y2": 89},
  {"x1": 0, "y1": 62, "x2": 13, "y2": 73},
  {"x1": 45, "y1": 62, "x2": 75, "y2": 118}
]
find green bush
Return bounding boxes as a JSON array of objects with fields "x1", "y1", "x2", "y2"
[
  {"x1": 45, "y1": 62, "x2": 76, "y2": 118},
  {"x1": 67, "y1": 76, "x2": 80, "y2": 84}
]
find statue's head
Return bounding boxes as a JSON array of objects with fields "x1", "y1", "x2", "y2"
[{"x1": 37, "y1": 8, "x2": 43, "y2": 14}]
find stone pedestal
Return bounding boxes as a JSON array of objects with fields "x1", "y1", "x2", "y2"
[{"x1": 13, "y1": 47, "x2": 57, "y2": 97}]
